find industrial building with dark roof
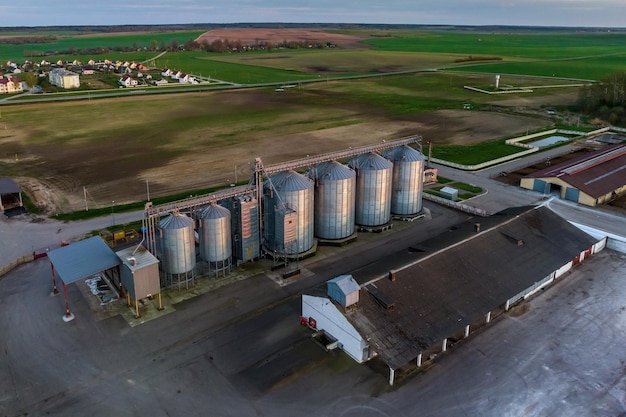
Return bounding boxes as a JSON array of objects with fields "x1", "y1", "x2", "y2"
[
  {"x1": 520, "y1": 144, "x2": 626, "y2": 206},
  {"x1": 302, "y1": 206, "x2": 606, "y2": 385}
]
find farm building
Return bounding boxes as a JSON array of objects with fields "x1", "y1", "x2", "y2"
[
  {"x1": 301, "y1": 206, "x2": 606, "y2": 385},
  {"x1": 520, "y1": 144, "x2": 626, "y2": 206},
  {"x1": 0, "y1": 178, "x2": 23, "y2": 213},
  {"x1": 48, "y1": 68, "x2": 80, "y2": 89},
  {"x1": 115, "y1": 245, "x2": 161, "y2": 318}
]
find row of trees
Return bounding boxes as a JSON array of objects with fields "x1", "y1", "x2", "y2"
[
  {"x1": 21, "y1": 37, "x2": 335, "y2": 57},
  {"x1": 578, "y1": 71, "x2": 626, "y2": 126}
]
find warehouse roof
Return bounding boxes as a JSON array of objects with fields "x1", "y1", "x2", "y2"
[
  {"x1": 525, "y1": 144, "x2": 626, "y2": 198},
  {"x1": 344, "y1": 206, "x2": 599, "y2": 369},
  {"x1": 0, "y1": 178, "x2": 21, "y2": 194},
  {"x1": 48, "y1": 236, "x2": 121, "y2": 285},
  {"x1": 115, "y1": 245, "x2": 159, "y2": 272}
]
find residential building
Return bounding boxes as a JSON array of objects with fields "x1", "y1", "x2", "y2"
[{"x1": 49, "y1": 68, "x2": 80, "y2": 89}]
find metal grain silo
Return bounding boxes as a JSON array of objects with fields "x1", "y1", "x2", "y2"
[
  {"x1": 348, "y1": 152, "x2": 393, "y2": 226},
  {"x1": 263, "y1": 170, "x2": 314, "y2": 254},
  {"x1": 383, "y1": 145, "x2": 425, "y2": 215},
  {"x1": 308, "y1": 161, "x2": 356, "y2": 240},
  {"x1": 158, "y1": 212, "x2": 196, "y2": 275},
  {"x1": 198, "y1": 204, "x2": 232, "y2": 264}
]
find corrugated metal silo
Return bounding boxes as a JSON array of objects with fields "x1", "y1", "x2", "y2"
[
  {"x1": 198, "y1": 204, "x2": 232, "y2": 263},
  {"x1": 158, "y1": 212, "x2": 196, "y2": 275},
  {"x1": 263, "y1": 170, "x2": 314, "y2": 254},
  {"x1": 383, "y1": 145, "x2": 425, "y2": 215},
  {"x1": 308, "y1": 161, "x2": 356, "y2": 239},
  {"x1": 348, "y1": 152, "x2": 393, "y2": 226}
]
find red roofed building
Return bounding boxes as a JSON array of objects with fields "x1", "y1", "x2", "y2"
[
  {"x1": 0, "y1": 76, "x2": 23, "y2": 94},
  {"x1": 521, "y1": 144, "x2": 626, "y2": 206}
]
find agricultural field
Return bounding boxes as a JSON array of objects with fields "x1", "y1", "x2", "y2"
[{"x1": 0, "y1": 26, "x2": 617, "y2": 215}]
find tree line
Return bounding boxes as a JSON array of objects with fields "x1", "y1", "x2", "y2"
[{"x1": 578, "y1": 71, "x2": 626, "y2": 126}]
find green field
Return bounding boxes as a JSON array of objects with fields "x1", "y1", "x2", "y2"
[
  {"x1": 3, "y1": 28, "x2": 625, "y2": 84},
  {"x1": 1, "y1": 31, "x2": 205, "y2": 60}
]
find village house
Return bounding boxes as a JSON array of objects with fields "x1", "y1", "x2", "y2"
[
  {"x1": 119, "y1": 75, "x2": 138, "y2": 87},
  {"x1": 0, "y1": 75, "x2": 24, "y2": 94}
]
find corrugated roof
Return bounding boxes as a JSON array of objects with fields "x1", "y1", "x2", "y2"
[
  {"x1": 342, "y1": 207, "x2": 599, "y2": 369},
  {"x1": 198, "y1": 204, "x2": 231, "y2": 220},
  {"x1": 268, "y1": 170, "x2": 313, "y2": 192},
  {"x1": 525, "y1": 144, "x2": 626, "y2": 198},
  {"x1": 327, "y1": 275, "x2": 360, "y2": 295},
  {"x1": 0, "y1": 178, "x2": 21, "y2": 194},
  {"x1": 159, "y1": 212, "x2": 193, "y2": 229},
  {"x1": 383, "y1": 145, "x2": 425, "y2": 162},
  {"x1": 48, "y1": 236, "x2": 121, "y2": 285},
  {"x1": 348, "y1": 152, "x2": 393, "y2": 171},
  {"x1": 308, "y1": 161, "x2": 355, "y2": 182},
  {"x1": 115, "y1": 245, "x2": 159, "y2": 272}
]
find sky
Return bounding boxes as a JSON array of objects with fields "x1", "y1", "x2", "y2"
[{"x1": 2, "y1": 0, "x2": 626, "y2": 28}]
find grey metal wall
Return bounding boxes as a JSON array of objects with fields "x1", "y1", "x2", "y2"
[
  {"x1": 263, "y1": 170, "x2": 314, "y2": 254},
  {"x1": 158, "y1": 213, "x2": 196, "y2": 274},
  {"x1": 383, "y1": 145, "x2": 425, "y2": 215},
  {"x1": 223, "y1": 195, "x2": 260, "y2": 263},
  {"x1": 308, "y1": 161, "x2": 356, "y2": 239},
  {"x1": 198, "y1": 204, "x2": 232, "y2": 263},
  {"x1": 348, "y1": 153, "x2": 393, "y2": 226}
]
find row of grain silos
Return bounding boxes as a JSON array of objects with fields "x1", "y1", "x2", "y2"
[
  {"x1": 154, "y1": 145, "x2": 425, "y2": 279},
  {"x1": 262, "y1": 144, "x2": 425, "y2": 254},
  {"x1": 156, "y1": 195, "x2": 261, "y2": 284}
]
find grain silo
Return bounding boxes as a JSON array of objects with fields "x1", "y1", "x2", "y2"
[
  {"x1": 348, "y1": 152, "x2": 393, "y2": 227},
  {"x1": 158, "y1": 211, "x2": 196, "y2": 289},
  {"x1": 308, "y1": 161, "x2": 356, "y2": 240},
  {"x1": 198, "y1": 203, "x2": 232, "y2": 276},
  {"x1": 263, "y1": 170, "x2": 314, "y2": 255},
  {"x1": 383, "y1": 145, "x2": 425, "y2": 215}
]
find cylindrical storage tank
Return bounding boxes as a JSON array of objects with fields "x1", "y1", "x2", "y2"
[
  {"x1": 158, "y1": 212, "x2": 196, "y2": 274},
  {"x1": 348, "y1": 152, "x2": 393, "y2": 226},
  {"x1": 383, "y1": 145, "x2": 425, "y2": 215},
  {"x1": 263, "y1": 170, "x2": 314, "y2": 254},
  {"x1": 308, "y1": 161, "x2": 356, "y2": 239},
  {"x1": 198, "y1": 204, "x2": 232, "y2": 263}
]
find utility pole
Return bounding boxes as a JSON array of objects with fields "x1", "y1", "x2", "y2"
[
  {"x1": 146, "y1": 179, "x2": 150, "y2": 201},
  {"x1": 83, "y1": 186, "x2": 88, "y2": 211}
]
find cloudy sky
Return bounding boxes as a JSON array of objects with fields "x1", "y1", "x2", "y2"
[{"x1": 3, "y1": 0, "x2": 626, "y2": 28}]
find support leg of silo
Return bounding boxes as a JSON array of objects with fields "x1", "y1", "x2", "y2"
[
  {"x1": 158, "y1": 292, "x2": 163, "y2": 311},
  {"x1": 135, "y1": 299, "x2": 140, "y2": 319},
  {"x1": 126, "y1": 291, "x2": 131, "y2": 307}
]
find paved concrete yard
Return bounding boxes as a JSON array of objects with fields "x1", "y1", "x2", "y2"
[{"x1": 1, "y1": 238, "x2": 625, "y2": 416}]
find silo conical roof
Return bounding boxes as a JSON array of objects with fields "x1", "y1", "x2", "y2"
[
  {"x1": 159, "y1": 212, "x2": 193, "y2": 229},
  {"x1": 269, "y1": 170, "x2": 313, "y2": 192},
  {"x1": 309, "y1": 161, "x2": 355, "y2": 182},
  {"x1": 349, "y1": 152, "x2": 393, "y2": 170},
  {"x1": 384, "y1": 145, "x2": 425, "y2": 162},
  {"x1": 198, "y1": 204, "x2": 230, "y2": 219}
]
